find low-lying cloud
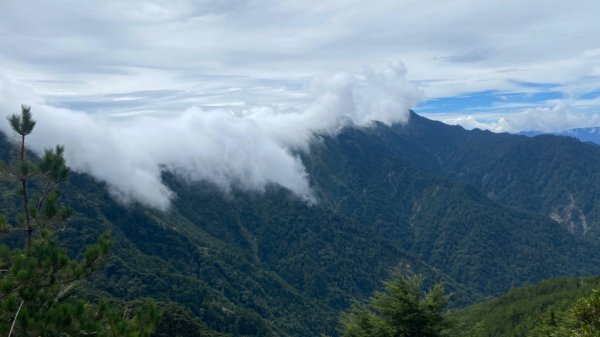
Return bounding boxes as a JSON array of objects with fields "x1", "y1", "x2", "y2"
[
  {"x1": 0, "y1": 61, "x2": 423, "y2": 210},
  {"x1": 437, "y1": 103, "x2": 600, "y2": 133}
]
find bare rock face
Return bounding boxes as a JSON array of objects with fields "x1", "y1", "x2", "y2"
[{"x1": 550, "y1": 194, "x2": 589, "y2": 236}]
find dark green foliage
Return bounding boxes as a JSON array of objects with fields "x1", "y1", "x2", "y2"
[
  {"x1": 73, "y1": 178, "x2": 409, "y2": 336},
  {"x1": 451, "y1": 276, "x2": 600, "y2": 337},
  {"x1": 3, "y1": 110, "x2": 600, "y2": 335},
  {"x1": 151, "y1": 302, "x2": 229, "y2": 337},
  {"x1": 529, "y1": 285, "x2": 600, "y2": 337},
  {"x1": 304, "y1": 122, "x2": 600, "y2": 297},
  {"x1": 571, "y1": 289, "x2": 600, "y2": 335},
  {"x1": 340, "y1": 275, "x2": 451, "y2": 337},
  {"x1": 389, "y1": 112, "x2": 600, "y2": 241},
  {"x1": 0, "y1": 106, "x2": 157, "y2": 336},
  {"x1": 7, "y1": 105, "x2": 35, "y2": 137}
]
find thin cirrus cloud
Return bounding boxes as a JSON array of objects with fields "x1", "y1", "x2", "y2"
[{"x1": 2, "y1": 0, "x2": 600, "y2": 99}]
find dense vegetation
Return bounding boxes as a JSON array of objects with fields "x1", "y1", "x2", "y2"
[
  {"x1": 0, "y1": 106, "x2": 157, "y2": 336},
  {"x1": 304, "y1": 121, "x2": 600, "y2": 297},
  {"x1": 451, "y1": 276, "x2": 600, "y2": 337},
  {"x1": 2, "y1": 110, "x2": 600, "y2": 335},
  {"x1": 340, "y1": 275, "x2": 451, "y2": 337},
  {"x1": 389, "y1": 112, "x2": 600, "y2": 240}
]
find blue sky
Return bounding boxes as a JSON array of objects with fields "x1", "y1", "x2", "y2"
[
  {"x1": 416, "y1": 76, "x2": 600, "y2": 131},
  {"x1": 417, "y1": 79, "x2": 600, "y2": 132},
  {"x1": 1, "y1": 0, "x2": 600, "y2": 207},
  {"x1": 417, "y1": 89, "x2": 564, "y2": 114}
]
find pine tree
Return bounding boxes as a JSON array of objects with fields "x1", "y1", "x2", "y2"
[
  {"x1": 339, "y1": 274, "x2": 451, "y2": 337},
  {"x1": 571, "y1": 288, "x2": 600, "y2": 336},
  {"x1": 0, "y1": 105, "x2": 157, "y2": 336},
  {"x1": 531, "y1": 288, "x2": 600, "y2": 337}
]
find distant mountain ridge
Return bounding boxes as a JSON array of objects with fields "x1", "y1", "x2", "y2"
[
  {"x1": 518, "y1": 126, "x2": 600, "y2": 145},
  {"x1": 392, "y1": 113, "x2": 600, "y2": 240},
  {"x1": 3, "y1": 111, "x2": 600, "y2": 336}
]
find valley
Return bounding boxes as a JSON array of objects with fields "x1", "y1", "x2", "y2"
[{"x1": 3, "y1": 112, "x2": 599, "y2": 336}]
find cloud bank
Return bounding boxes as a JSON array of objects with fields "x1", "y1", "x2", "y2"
[
  {"x1": 435, "y1": 103, "x2": 600, "y2": 133},
  {"x1": 2, "y1": 0, "x2": 600, "y2": 115},
  {"x1": 0, "y1": 62, "x2": 422, "y2": 210}
]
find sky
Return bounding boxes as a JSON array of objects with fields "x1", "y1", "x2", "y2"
[{"x1": 1, "y1": 0, "x2": 600, "y2": 208}]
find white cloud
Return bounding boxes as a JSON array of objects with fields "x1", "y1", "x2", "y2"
[
  {"x1": 2, "y1": 0, "x2": 600, "y2": 207},
  {"x1": 438, "y1": 115, "x2": 494, "y2": 131},
  {"x1": 2, "y1": 0, "x2": 600, "y2": 106},
  {"x1": 432, "y1": 103, "x2": 600, "y2": 133},
  {"x1": 0, "y1": 62, "x2": 422, "y2": 209}
]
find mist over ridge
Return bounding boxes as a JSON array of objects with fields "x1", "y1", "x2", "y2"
[{"x1": 0, "y1": 61, "x2": 423, "y2": 209}]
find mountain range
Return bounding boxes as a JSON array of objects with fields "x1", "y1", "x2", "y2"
[
  {"x1": 519, "y1": 126, "x2": 600, "y2": 146},
  {"x1": 2, "y1": 111, "x2": 600, "y2": 336}
]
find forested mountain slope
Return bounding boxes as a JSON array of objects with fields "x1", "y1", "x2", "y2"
[
  {"x1": 392, "y1": 112, "x2": 600, "y2": 239},
  {"x1": 2, "y1": 111, "x2": 600, "y2": 336},
  {"x1": 304, "y1": 123, "x2": 600, "y2": 295},
  {"x1": 451, "y1": 276, "x2": 600, "y2": 337}
]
